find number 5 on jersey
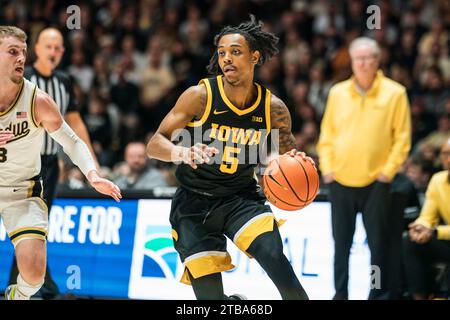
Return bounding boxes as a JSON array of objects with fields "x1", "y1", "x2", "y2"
[{"x1": 220, "y1": 146, "x2": 241, "y2": 174}]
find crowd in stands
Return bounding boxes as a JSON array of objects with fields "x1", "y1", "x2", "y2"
[{"x1": 1, "y1": 0, "x2": 449, "y2": 197}]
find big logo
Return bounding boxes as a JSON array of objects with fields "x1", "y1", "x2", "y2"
[{"x1": 141, "y1": 225, "x2": 178, "y2": 279}]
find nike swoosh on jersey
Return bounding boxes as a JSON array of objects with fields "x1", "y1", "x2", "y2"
[{"x1": 213, "y1": 109, "x2": 228, "y2": 115}]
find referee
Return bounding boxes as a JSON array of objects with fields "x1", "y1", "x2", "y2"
[{"x1": 8, "y1": 28, "x2": 99, "y2": 299}]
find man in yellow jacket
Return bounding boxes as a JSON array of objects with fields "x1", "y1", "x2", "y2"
[
  {"x1": 317, "y1": 37, "x2": 411, "y2": 300},
  {"x1": 404, "y1": 138, "x2": 450, "y2": 300}
]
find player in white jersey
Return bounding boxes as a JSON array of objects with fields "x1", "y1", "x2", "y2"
[{"x1": 0, "y1": 26, "x2": 122, "y2": 300}]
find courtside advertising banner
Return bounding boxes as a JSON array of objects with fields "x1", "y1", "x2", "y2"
[{"x1": 0, "y1": 198, "x2": 371, "y2": 299}]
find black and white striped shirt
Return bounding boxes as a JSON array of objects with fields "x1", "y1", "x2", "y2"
[{"x1": 25, "y1": 66, "x2": 79, "y2": 156}]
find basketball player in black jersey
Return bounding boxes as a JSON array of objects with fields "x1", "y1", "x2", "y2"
[
  {"x1": 8, "y1": 28, "x2": 99, "y2": 299},
  {"x1": 147, "y1": 15, "x2": 314, "y2": 300}
]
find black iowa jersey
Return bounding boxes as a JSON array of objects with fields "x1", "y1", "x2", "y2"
[{"x1": 175, "y1": 75, "x2": 271, "y2": 197}]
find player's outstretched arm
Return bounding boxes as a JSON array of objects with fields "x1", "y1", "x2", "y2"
[
  {"x1": 146, "y1": 84, "x2": 218, "y2": 169},
  {"x1": 270, "y1": 94, "x2": 315, "y2": 167},
  {"x1": 34, "y1": 89, "x2": 122, "y2": 201},
  {"x1": 65, "y1": 111, "x2": 100, "y2": 170}
]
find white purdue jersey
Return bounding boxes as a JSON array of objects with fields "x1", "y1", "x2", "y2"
[{"x1": 0, "y1": 78, "x2": 44, "y2": 186}]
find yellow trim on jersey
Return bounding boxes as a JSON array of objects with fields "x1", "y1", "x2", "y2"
[
  {"x1": 187, "y1": 79, "x2": 212, "y2": 127},
  {"x1": 8, "y1": 226, "x2": 48, "y2": 238},
  {"x1": 27, "y1": 180, "x2": 35, "y2": 198},
  {"x1": 180, "y1": 252, "x2": 235, "y2": 285},
  {"x1": 172, "y1": 229, "x2": 178, "y2": 242},
  {"x1": 276, "y1": 218, "x2": 286, "y2": 228},
  {"x1": 36, "y1": 197, "x2": 49, "y2": 214},
  {"x1": 233, "y1": 214, "x2": 274, "y2": 253},
  {"x1": 30, "y1": 84, "x2": 39, "y2": 127},
  {"x1": 217, "y1": 75, "x2": 261, "y2": 116},
  {"x1": 0, "y1": 79, "x2": 24, "y2": 117},
  {"x1": 265, "y1": 89, "x2": 271, "y2": 136},
  {"x1": 11, "y1": 233, "x2": 46, "y2": 245}
]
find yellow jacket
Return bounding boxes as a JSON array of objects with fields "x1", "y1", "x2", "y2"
[
  {"x1": 317, "y1": 71, "x2": 411, "y2": 187},
  {"x1": 415, "y1": 171, "x2": 450, "y2": 240}
]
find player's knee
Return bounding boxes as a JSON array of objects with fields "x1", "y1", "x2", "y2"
[
  {"x1": 264, "y1": 245, "x2": 285, "y2": 262},
  {"x1": 18, "y1": 256, "x2": 46, "y2": 283},
  {"x1": 19, "y1": 267, "x2": 45, "y2": 286},
  {"x1": 16, "y1": 244, "x2": 46, "y2": 283},
  {"x1": 249, "y1": 231, "x2": 284, "y2": 261}
]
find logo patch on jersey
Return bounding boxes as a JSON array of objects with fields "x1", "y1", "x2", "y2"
[
  {"x1": 252, "y1": 116, "x2": 263, "y2": 123},
  {"x1": 16, "y1": 111, "x2": 27, "y2": 119},
  {"x1": 2, "y1": 120, "x2": 30, "y2": 143},
  {"x1": 213, "y1": 109, "x2": 228, "y2": 115}
]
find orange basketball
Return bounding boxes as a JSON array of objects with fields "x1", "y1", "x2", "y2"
[{"x1": 263, "y1": 154, "x2": 320, "y2": 211}]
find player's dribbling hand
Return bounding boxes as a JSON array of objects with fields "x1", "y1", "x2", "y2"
[
  {"x1": 0, "y1": 131, "x2": 14, "y2": 145},
  {"x1": 87, "y1": 171, "x2": 122, "y2": 202},
  {"x1": 181, "y1": 143, "x2": 219, "y2": 169},
  {"x1": 286, "y1": 149, "x2": 316, "y2": 169}
]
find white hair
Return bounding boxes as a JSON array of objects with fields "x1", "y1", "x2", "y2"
[{"x1": 349, "y1": 37, "x2": 381, "y2": 57}]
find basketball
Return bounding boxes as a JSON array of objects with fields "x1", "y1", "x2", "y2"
[{"x1": 263, "y1": 154, "x2": 320, "y2": 211}]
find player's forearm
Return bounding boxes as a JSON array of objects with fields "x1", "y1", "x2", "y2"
[
  {"x1": 72, "y1": 121, "x2": 99, "y2": 169},
  {"x1": 146, "y1": 132, "x2": 185, "y2": 163},
  {"x1": 66, "y1": 112, "x2": 100, "y2": 169},
  {"x1": 48, "y1": 122, "x2": 97, "y2": 177},
  {"x1": 278, "y1": 132, "x2": 296, "y2": 154}
]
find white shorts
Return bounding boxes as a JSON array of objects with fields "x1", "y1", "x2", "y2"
[{"x1": 0, "y1": 176, "x2": 48, "y2": 247}]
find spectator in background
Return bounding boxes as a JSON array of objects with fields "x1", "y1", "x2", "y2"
[
  {"x1": 403, "y1": 138, "x2": 450, "y2": 299},
  {"x1": 410, "y1": 96, "x2": 437, "y2": 150},
  {"x1": 58, "y1": 165, "x2": 86, "y2": 190},
  {"x1": 330, "y1": 29, "x2": 358, "y2": 82},
  {"x1": 308, "y1": 62, "x2": 332, "y2": 118},
  {"x1": 92, "y1": 54, "x2": 112, "y2": 101},
  {"x1": 416, "y1": 112, "x2": 450, "y2": 155},
  {"x1": 317, "y1": 37, "x2": 411, "y2": 300},
  {"x1": 405, "y1": 155, "x2": 436, "y2": 203},
  {"x1": 297, "y1": 121, "x2": 319, "y2": 158},
  {"x1": 420, "y1": 66, "x2": 450, "y2": 117},
  {"x1": 417, "y1": 20, "x2": 449, "y2": 62},
  {"x1": 290, "y1": 81, "x2": 318, "y2": 134},
  {"x1": 139, "y1": 35, "x2": 175, "y2": 131},
  {"x1": 116, "y1": 34, "x2": 147, "y2": 85},
  {"x1": 110, "y1": 57, "x2": 143, "y2": 150},
  {"x1": 114, "y1": 141, "x2": 170, "y2": 190},
  {"x1": 68, "y1": 49, "x2": 94, "y2": 94},
  {"x1": 394, "y1": 28, "x2": 418, "y2": 70},
  {"x1": 179, "y1": 10, "x2": 210, "y2": 80},
  {"x1": 83, "y1": 96, "x2": 114, "y2": 167},
  {"x1": 179, "y1": 3, "x2": 209, "y2": 44}
]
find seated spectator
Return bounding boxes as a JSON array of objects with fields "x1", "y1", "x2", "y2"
[
  {"x1": 415, "y1": 112, "x2": 450, "y2": 162},
  {"x1": 403, "y1": 138, "x2": 450, "y2": 299},
  {"x1": 114, "y1": 141, "x2": 170, "y2": 190},
  {"x1": 405, "y1": 155, "x2": 436, "y2": 202}
]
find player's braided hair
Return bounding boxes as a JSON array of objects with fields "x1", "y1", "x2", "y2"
[{"x1": 207, "y1": 14, "x2": 279, "y2": 75}]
